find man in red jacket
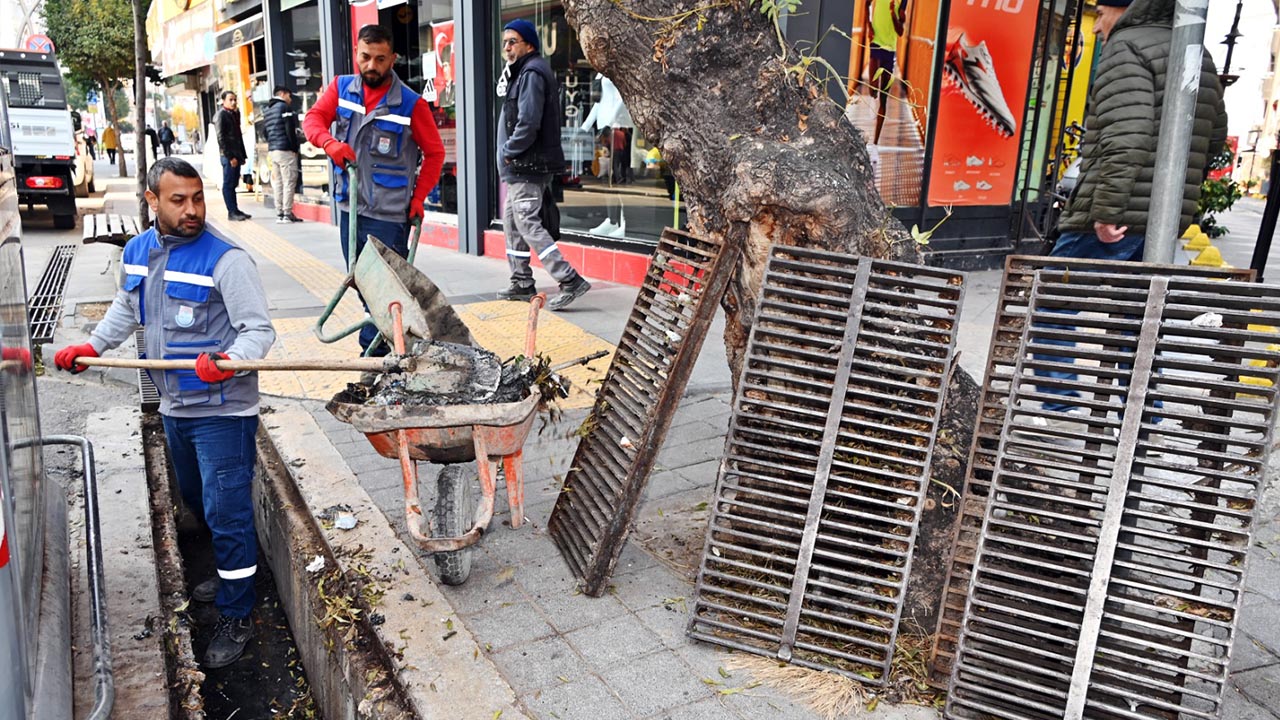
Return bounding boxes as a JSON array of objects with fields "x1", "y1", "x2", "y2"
[{"x1": 303, "y1": 24, "x2": 446, "y2": 354}]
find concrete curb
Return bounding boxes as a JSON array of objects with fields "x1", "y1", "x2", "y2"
[{"x1": 256, "y1": 399, "x2": 525, "y2": 720}]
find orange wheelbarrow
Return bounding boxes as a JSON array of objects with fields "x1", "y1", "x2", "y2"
[{"x1": 327, "y1": 295, "x2": 547, "y2": 584}]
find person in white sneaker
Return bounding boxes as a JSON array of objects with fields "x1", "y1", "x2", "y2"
[
  {"x1": 263, "y1": 86, "x2": 304, "y2": 224},
  {"x1": 495, "y1": 19, "x2": 591, "y2": 311}
]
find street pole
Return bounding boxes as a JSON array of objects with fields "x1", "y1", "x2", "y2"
[
  {"x1": 1250, "y1": 134, "x2": 1279, "y2": 281},
  {"x1": 1144, "y1": 0, "x2": 1209, "y2": 263}
]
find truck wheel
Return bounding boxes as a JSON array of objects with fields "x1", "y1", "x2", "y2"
[
  {"x1": 433, "y1": 464, "x2": 474, "y2": 586},
  {"x1": 88, "y1": 177, "x2": 96, "y2": 193}
]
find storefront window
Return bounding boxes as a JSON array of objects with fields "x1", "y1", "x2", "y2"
[
  {"x1": 499, "y1": 0, "x2": 683, "y2": 243},
  {"x1": 280, "y1": 0, "x2": 327, "y2": 202}
]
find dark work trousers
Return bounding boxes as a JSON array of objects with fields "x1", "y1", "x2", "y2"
[{"x1": 162, "y1": 414, "x2": 260, "y2": 619}]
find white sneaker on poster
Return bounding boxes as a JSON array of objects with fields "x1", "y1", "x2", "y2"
[
  {"x1": 953, "y1": 180, "x2": 971, "y2": 191},
  {"x1": 976, "y1": 180, "x2": 993, "y2": 190}
]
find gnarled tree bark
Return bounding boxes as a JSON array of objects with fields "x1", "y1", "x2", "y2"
[{"x1": 565, "y1": 0, "x2": 919, "y2": 374}]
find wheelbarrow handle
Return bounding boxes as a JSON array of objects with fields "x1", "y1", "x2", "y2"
[
  {"x1": 525, "y1": 293, "x2": 546, "y2": 358},
  {"x1": 313, "y1": 272, "x2": 371, "y2": 344}
]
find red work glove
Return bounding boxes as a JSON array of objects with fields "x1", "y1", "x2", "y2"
[
  {"x1": 194, "y1": 352, "x2": 235, "y2": 383},
  {"x1": 1, "y1": 347, "x2": 32, "y2": 373},
  {"x1": 323, "y1": 139, "x2": 357, "y2": 169},
  {"x1": 409, "y1": 196, "x2": 426, "y2": 222},
  {"x1": 53, "y1": 342, "x2": 98, "y2": 374}
]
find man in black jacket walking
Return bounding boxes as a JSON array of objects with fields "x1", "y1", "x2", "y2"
[
  {"x1": 159, "y1": 122, "x2": 176, "y2": 157},
  {"x1": 263, "y1": 87, "x2": 303, "y2": 223},
  {"x1": 216, "y1": 91, "x2": 251, "y2": 221}
]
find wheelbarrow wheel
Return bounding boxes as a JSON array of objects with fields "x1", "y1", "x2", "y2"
[{"x1": 433, "y1": 464, "x2": 474, "y2": 585}]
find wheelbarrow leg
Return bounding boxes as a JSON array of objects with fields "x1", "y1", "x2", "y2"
[
  {"x1": 502, "y1": 450, "x2": 525, "y2": 528},
  {"x1": 470, "y1": 429, "x2": 498, "y2": 537},
  {"x1": 396, "y1": 430, "x2": 432, "y2": 544}
]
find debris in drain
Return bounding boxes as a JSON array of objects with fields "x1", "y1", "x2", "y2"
[
  {"x1": 306, "y1": 555, "x2": 325, "y2": 573},
  {"x1": 319, "y1": 504, "x2": 359, "y2": 530},
  {"x1": 339, "y1": 348, "x2": 569, "y2": 408}
]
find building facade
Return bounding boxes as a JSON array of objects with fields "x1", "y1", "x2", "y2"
[{"x1": 148, "y1": 0, "x2": 1093, "y2": 275}]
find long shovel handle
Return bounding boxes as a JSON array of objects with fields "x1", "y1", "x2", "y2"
[{"x1": 73, "y1": 356, "x2": 395, "y2": 373}]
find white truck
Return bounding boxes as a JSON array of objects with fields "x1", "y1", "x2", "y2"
[{"x1": 0, "y1": 49, "x2": 82, "y2": 229}]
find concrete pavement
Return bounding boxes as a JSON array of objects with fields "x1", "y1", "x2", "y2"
[{"x1": 46, "y1": 168, "x2": 1280, "y2": 719}]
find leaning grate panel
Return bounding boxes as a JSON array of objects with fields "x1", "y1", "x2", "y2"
[
  {"x1": 689, "y1": 246, "x2": 963, "y2": 684},
  {"x1": 548, "y1": 229, "x2": 740, "y2": 596},
  {"x1": 929, "y1": 257, "x2": 1254, "y2": 684},
  {"x1": 945, "y1": 270, "x2": 1280, "y2": 720},
  {"x1": 27, "y1": 244, "x2": 77, "y2": 344}
]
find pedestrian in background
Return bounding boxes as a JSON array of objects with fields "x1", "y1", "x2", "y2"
[
  {"x1": 1027, "y1": 0, "x2": 1229, "y2": 428},
  {"x1": 53, "y1": 157, "x2": 276, "y2": 670},
  {"x1": 263, "y1": 86, "x2": 303, "y2": 224},
  {"x1": 102, "y1": 124, "x2": 118, "y2": 164},
  {"x1": 159, "y1": 122, "x2": 176, "y2": 157},
  {"x1": 303, "y1": 24, "x2": 446, "y2": 355},
  {"x1": 215, "y1": 91, "x2": 252, "y2": 222},
  {"x1": 495, "y1": 18, "x2": 591, "y2": 311}
]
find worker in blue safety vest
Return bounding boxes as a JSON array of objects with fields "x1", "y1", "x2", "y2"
[
  {"x1": 54, "y1": 157, "x2": 276, "y2": 670},
  {"x1": 303, "y1": 23, "x2": 446, "y2": 355}
]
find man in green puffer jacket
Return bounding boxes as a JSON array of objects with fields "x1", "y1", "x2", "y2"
[
  {"x1": 1031, "y1": 0, "x2": 1228, "y2": 419},
  {"x1": 1055, "y1": 0, "x2": 1228, "y2": 256}
]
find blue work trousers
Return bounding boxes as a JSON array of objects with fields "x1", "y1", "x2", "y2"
[
  {"x1": 338, "y1": 210, "x2": 410, "y2": 354},
  {"x1": 220, "y1": 156, "x2": 242, "y2": 215},
  {"x1": 162, "y1": 414, "x2": 259, "y2": 618},
  {"x1": 1033, "y1": 230, "x2": 1146, "y2": 411}
]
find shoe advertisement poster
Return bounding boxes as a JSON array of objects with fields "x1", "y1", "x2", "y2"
[{"x1": 926, "y1": 0, "x2": 1038, "y2": 207}]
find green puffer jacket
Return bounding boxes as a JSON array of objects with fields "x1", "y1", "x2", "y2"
[{"x1": 1059, "y1": 0, "x2": 1228, "y2": 236}]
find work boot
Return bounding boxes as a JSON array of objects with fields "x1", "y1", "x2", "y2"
[
  {"x1": 497, "y1": 282, "x2": 536, "y2": 302},
  {"x1": 204, "y1": 614, "x2": 253, "y2": 669},
  {"x1": 548, "y1": 277, "x2": 591, "y2": 311},
  {"x1": 192, "y1": 577, "x2": 219, "y2": 603}
]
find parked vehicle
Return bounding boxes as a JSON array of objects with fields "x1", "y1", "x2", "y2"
[
  {"x1": 0, "y1": 76, "x2": 76, "y2": 720},
  {"x1": 0, "y1": 49, "x2": 81, "y2": 228}
]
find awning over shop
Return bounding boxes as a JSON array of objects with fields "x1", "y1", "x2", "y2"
[
  {"x1": 159, "y1": 3, "x2": 216, "y2": 77},
  {"x1": 214, "y1": 14, "x2": 264, "y2": 54}
]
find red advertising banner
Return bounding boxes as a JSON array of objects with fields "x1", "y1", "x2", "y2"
[{"x1": 927, "y1": 0, "x2": 1039, "y2": 206}]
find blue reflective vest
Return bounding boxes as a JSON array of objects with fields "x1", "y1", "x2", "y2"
[
  {"x1": 122, "y1": 228, "x2": 257, "y2": 413},
  {"x1": 331, "y1": 73, "x2": 423, "y2": 223}
]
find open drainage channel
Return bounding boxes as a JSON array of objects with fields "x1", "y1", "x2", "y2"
[
  {"x1": 142, "y1": 410, "x2": 422, "y2": 719},
  {"x1": 140, "y1": 413, "x2": 321, "y2": 719}
]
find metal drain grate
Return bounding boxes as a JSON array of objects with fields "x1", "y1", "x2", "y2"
[
  {"x1": 135, "y1": 328, "x2": 160, "y2": 412},
  {"x1": 549, "y1": 228, "x2": 740, "y2": 596},
  {"x1": 687, "y1": 247, "x2": 963, "y2": 683},
  {"x1": 27, "y1": 244, "x2": 77, "y2": 344},
  {"x1": 946, "y1": 270, "x2": 1280, "y2": 720},
  {"x1": 929, "y1": 257, "x2": 1255, "y2": 684}
]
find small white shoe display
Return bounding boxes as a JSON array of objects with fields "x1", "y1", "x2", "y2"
[{"x1": 589, "y1": 219, "x2": 618, "y2": 235}]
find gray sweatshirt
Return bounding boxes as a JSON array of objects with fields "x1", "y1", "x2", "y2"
[{"x1": 90, "y1": 231, "x2": 276, "y2": 417}]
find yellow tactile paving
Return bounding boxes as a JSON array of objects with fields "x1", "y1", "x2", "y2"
[
  {"x1": 456, "y1": 301, "x2": 615, "y2": 410},
  {"x1": 203, "y1": 193, "x2": 613, "y2": 409}
]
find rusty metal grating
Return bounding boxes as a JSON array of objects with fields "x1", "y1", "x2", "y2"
[
  {"x1": 930, "y1": 257, "x2": 1255, "y2": 684},
  {"x1": 687, "y1": 247, "x2": 964, "y2": 683},
  {"x1": 946, "y1": 270, "x2": 1280, "y2": 720},
  {"x1": 549, "y1": 228, "x2": 740, "y2": 596},
  {"x1": 27, "y1": 244, "x2": 76, "y2": 344}
]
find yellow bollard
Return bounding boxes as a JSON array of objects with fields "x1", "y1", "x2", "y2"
[
  {"x1": 1190, "y1": 246, "x2": 1228, "y2": 267},
  {"x1": 1181, "y1": 224, "x2": 1201, "y2": 239},
  {"x1": 1183, "y1": 232, "x2": 1211, "y2": 250}
]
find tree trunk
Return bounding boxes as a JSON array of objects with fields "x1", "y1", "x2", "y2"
[
  {"x1": 101, "y1": 79, "x2": 128, "y2": 179},
  {"x1": 132, "y1": 0, "x2": 150, "y2": 226},
  {"x1": 563, "y1": 1, "x2": 920, "y2": 377}
]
